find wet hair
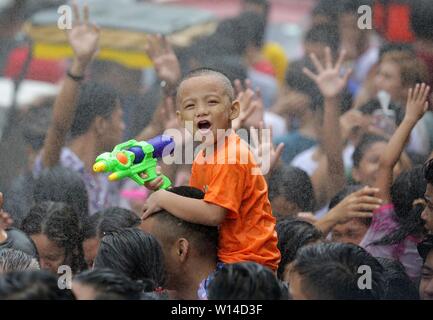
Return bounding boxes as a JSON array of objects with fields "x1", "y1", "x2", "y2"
[
  {"x1": 21, "y1": 201, "x2": 87, "y2": 273},
  {"x1": 425, "y1": 158, "x2": 433, "y2": 184},
  {"x1": 33, "y1": 166, "x2": 89, "y2": 217},
  {"x1": 268, "y1": 166, "x2": 315, "y2": 213},
  {"x1": 352, "y1": 134, "x2": 388, "y2": 168},
  {"x1": 418, "y1": 234, "x2": 433, "y2": 262},
  {"x1": 1, "y1": 228, "x2": 38, "y2": 257},
  {"x1": 0, "y1": 270, "x2": 74, "y2": 300},
  {"x1": 177, "y1": 68, "x2": 235, "y2": 102},
  {"x1": 153, "y1": 186, "x2": 218, "y2": 259},
  {"x1": 70, "y1": 82, "x2": 119, "y2": 138},
  {"x1": 375, "y1": 257, "x2": 419, "y2": 300},
  {"x1": 275, "y1": 217, "x2": 323, "y2": 279},
  {"x1": 0, "y1": 249, "x2": 40, "y2": 273},
  {"x1": 329, "y1": 185, "x2": 372, "y2": 227},
  {"x1": 20, "y1": 97, "x2": 53, "y2": 151},
  {"x1": 373, "y1": 166, "x2": 427, "y2": 245},
  {"x1": 94, "y1": 228, "x2": 165, "y2": 289},
  {"x1": 292, "y1": 242, "x2": 384, "y2": 300},
  {"x1": 208, "y1": 262, "x2": 287, "y2": 300},
  {"x1": 82, "y1": 207, "x2": 141, "y2": 240},
  {"x1": 304, "y1": 23, "x2": 340, "y2": 55},
  {"x1": 74, "y1": 268, "x2": 148, "y2": 300}
]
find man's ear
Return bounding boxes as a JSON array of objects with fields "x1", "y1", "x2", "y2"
[
  {"x1": 94, "y1": 116, "x2": 107, "y2": 136},
  {"x1": 229, "y1": 100, "x2": 240, "y2": 121},
  {"x1": 176, "y1": 238, "x2": 189, "y2": 263}
]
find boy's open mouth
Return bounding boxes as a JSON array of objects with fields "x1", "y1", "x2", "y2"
[{"x1": 197, "y1": 120, "x2": 212, "y2": 133}]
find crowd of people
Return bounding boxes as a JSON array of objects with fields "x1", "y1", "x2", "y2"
[{"x1": 0, "y1": 0, "x2": 433, "y2": 300}]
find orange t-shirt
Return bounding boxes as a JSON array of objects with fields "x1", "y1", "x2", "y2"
[{"x1": 189, "y1": 132, "x2": 280, "y2": 271}]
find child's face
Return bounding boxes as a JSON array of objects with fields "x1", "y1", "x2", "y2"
[
  {"x1": 375, "y1": 61, "x2": 405, "y2": 104},
  {"x1": 176, "y1": 75, "x2": 240, "y2": 144},
  {"x1": 352, "y1": 141, "x2": 387, "y2": 186}
]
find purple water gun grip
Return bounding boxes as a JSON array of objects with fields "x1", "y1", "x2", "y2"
[{"x1": 148, "y1": 135, "x2": 175, "y2": 158}]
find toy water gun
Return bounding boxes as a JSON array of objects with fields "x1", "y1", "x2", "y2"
[{"x1": 93, "y1": 135, "x2": 174, "y2": 190}]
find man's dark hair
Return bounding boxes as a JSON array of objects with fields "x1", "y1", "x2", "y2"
[
  {"x1": 208, "y1": 262, "x2": 287, "y2": 300},
  {"x1": 70, "y1": 82, "x2": 119, "y2": 138},
  {"x1": 424, "y1": 158, "x2": 433, "y2": 184},
  {"x1": 375, "y1": 257, "x2": 419, "y2": 300},
  {"x1": 21, "y1": 201, "x2": 87, "y2": 273},
  {"x1": 304, "y1": 23, "x2": 340, "y2": 55},
  {"x1": 268, "y1": 166, "x2": 315, "y2": 212},
  {"x1": 82, "y1": 207, "x2": 141, "y2": 240},
  {"x1": 0, "y1": 270, "x2": 74, "y2": 300},
  {"x1": 292, "y1": 242, "x2": 385, "y2": 300},
  {"x1": 352, "y1": 134, "x2": 388, "y2": 168},
  {"x1": 94, "y1": 228, "x2": 165, "y2": 289},
  {"x1": 33, "y1": 166, "x2": 89, "y2": 218},
  {"x1": 74, "y1": 268, "x2": 148, "y2": 300},
  {"x1": 153, "y1": 186, "x2": 218, "y2": 259},
  {"x1": 275, "y1": 217, "x2": 322, "y2": 279},
  {"x1": 418, "y1": 234, "x2": 433, "y2": 262}
]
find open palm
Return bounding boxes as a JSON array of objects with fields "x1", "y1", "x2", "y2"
[
  {"x1": 303, "y1": 48, "x2": 351, "y2": 99},
  {"x1": 67, "y1": 3, "x2": 100, "y2": 65}
]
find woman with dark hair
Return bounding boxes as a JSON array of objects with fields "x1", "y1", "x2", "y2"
[
  {"x1": 72, "y1": 268, "x2": 152, "y2": 300},
  {"x1": 94, "y1": 228, "x2": 165, "y2": 291},
  {"x1": 275, "y1": 218, "x2": 323, "y2": 282},
  {"x1": 21, "y1": 201, "x2": 87, "y2": 274},
  {"x1": 81, "y1": 207, "x2": 141, "y2": 268},
  {"x1": 33, "y1": 166, "x2": 89, "y2": 218}
]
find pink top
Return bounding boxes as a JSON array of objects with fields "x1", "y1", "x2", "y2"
[{"x1": 360, "y1": 203, "x2": 423, "y2": 281}]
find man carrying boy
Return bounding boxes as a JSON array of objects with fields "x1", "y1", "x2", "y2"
[{"x1": 142, "y1": 68, "x2": 280, "y2": 271}]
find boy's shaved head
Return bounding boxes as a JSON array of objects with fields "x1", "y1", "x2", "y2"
[{"x1": 176, "y1": 68, "x2": 235, "y2": 103}]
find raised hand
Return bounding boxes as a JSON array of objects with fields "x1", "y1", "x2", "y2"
[
  {"x1": 145, "y1": 34, "x2": 181, "y2": 89},
  {"x1": 303, "y1": 47, "x2": 352, "y2": 99},
  {"x1": 327, "y1": 186, "x2": 382, "y2": 225},
  {"x1": 68, "y1": 1, "x2": 100, "y2": 68},
  {"x1": 232, "y1": 79, "x2": 264, "y2": 130},
  {"x1": 404, "y1": 83, "x2": 430, "y2": 123},
  {"x1": 250, "y1": 122, "x2": 284, "y2": 175}
]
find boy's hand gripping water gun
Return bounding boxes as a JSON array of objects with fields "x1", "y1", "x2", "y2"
[{"x1": 93, "y1": 135, "x2": 174, "y2": 190}]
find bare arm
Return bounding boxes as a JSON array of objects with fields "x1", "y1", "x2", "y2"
[
  {"x1": 142, "y1": 189, "x2": 227, "y2": 226},
  {"x1": 42, "y1": 3, "x2": 100, "y2": 167},
  {"x1": 303, "y1": 48, "x2": 352, "y2": 207},
  {"x1": 374, "y1": 83, "x2": 430, "y2": 203}
]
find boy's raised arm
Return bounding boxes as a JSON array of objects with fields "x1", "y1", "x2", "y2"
[
  {"x1": 42, "y1": 3, "x2": 100, "y2": 167},
  {"x1": 303, "y1": 48, "x2": 351, "y2": 207},
  {"x1": 142, "y1": 190, "x2": 227, "y2": 226},
  {"x1": 374, "y1": 83, "x2": 430, "y2": 203}
]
